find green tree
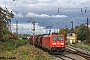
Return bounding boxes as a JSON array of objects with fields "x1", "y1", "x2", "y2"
[
  {"x1": 0, "y1": 7, "x2": 14, "y2": 41},
  {"x1": 77, "y1": 24, "x2": 87, "y2": 41},
  {"x1": 1, "y1": 7, "x2": 14, "y2": 26},
  {"x1": 59, "y1": 28, "x2": 68, "y2": 38},
  {"x1": 88, "y1": 27, "x2": 90, "y2": 43},
  {"x1": 59, "y1": 28, "x2": 65, "y2": 34},
  {"x1": 75, "y1": 26, "x2": 80, "y2": 33}
]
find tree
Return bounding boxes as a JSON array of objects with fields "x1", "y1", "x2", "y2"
[
  {"x1": 1, "y1": 7, "x2": 14, "y2": 26},
  {"x1": 0, "y1": 7, "x2": 14, "y2": 41},
  {"x1": 75, "y1": 26, "x2": 80, "y2": 33},
  {"x1": 88, "y1": 27, "x2": 90, "y2": 43},
  {"x1": 59, "y1": 28, "x2": 65, "y2": 34},
  {"x1": 77, "y1": 24, "x2": 87, "y2": 41},
  {"x1": 59, "y1": 28, "x2": 68, "y2": 38}
]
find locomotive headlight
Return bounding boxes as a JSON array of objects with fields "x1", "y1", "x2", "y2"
[
  {"x1": 61, "y1": 43, "x2": 64, "y2": 45},
  {"x1": 53, "y1": 43, "x2": 56, "y2": 45}
]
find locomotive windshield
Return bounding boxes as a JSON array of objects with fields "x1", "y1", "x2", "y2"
[{"x1": 52, "y1": 36, "x2": 63, "y2": 40}]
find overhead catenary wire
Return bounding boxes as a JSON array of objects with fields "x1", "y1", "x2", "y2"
[
  {"x1": 4, "y1": 0, "x2": 19, "y2": 11},
  {"x1": 4, "y1": 0, "x2": 90, "y2": 22},
  {"x1": 58, "y1": 0, "x2": 90, "y2": 22},
  {"x1": 59, "y1": 0, "x2": 82, "y2": 11},
  {"x1": 58, "y1": 5, "x2": 90, "y2": 23},
  {"x1": 57, "y1": 0, "x2": 90, "y2": 20},
  {"x1": 5, "y1": 0, "x2": 6, "y2": 9},
  {"x1": 41, "y1": 0, "x2": 83, "y2": 13},
  {"x1": 12, "y1": 0, "x2": 19, "y2": 10},
  {"x1": 48, "y1": 0, "x2": 90, "y2": 25},
  {"x1": 4, "y1": 0, "x2": 14, "y2": 9},
  {"x1": 10, "y1": 0, "x2": 15, "y2": 9},
  {"x1": 54, "y1": 0, "x2": 82, "y2": 15},
  {"x1": 55, "y1": 7, "x2": 90, "y2": 28},
  {"x1": 62, "y1": 7, "x2": 90, "y2": 26}
]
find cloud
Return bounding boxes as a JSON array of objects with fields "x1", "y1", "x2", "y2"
[
  {"x1": 89, "y1": 25, "x2": 90, "y2": 27},
  {"x1": 1, "y1": 0, "x2": 90, "y2": 33},
  {"x1": 1, "y1": 0, "x2": 90, "y2": 13},
  {"x1": 11, "y1": 23, "x2": 59, "y2": 35},
  {"x1": 26, "y1": 12, "x2": 67, "y2": 18},
  {"x1": 11, "y1": 23, "x2": 46, "y2": 34},
  {"x1": 14, "y1": 12, "x2": 24, "y2": 18}
]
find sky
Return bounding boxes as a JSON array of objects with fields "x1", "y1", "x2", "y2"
[{"x1": 0, "y1": 0, "x2": 90, "y2": 35}]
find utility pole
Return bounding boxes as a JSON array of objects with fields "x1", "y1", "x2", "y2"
[
  {"x1": 32, "y1": 21, "x2": 35, "y2": 36},
  {"x1": 57, "y1": 27, "x2": 58, "y2": 33},
  {"x1": 46, "y1": 26, "x2": 52, "y2": 34},
  {"x1": 0, "y1": 8, "x2": 3, "y2": 41},
  {"x1": 70, "y1": 21, "x2": 73, "y2": 31},
  {"x1": 16, "y1": 20, "x2": 18, "y2": 39},
  {"x1": 29, "y1": 18, "x2": 35, "y2": 36},
  {"x1": 86, "y1": 18, "x2": 89, "y2": 43},
  {"x1": 58, "y1": 8, "x2": 59, "y2": 14},
  {"x1": 29, "y1": 18, "x2": 35, "y2": 46}
]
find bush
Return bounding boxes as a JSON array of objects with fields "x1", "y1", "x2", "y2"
[
  {"x1": 5, "y1": 40, "x2": 15, "y2": 51},
  {"x1": 1, "y1": 39, "x2": 28, "y2": 51},
  {"x1": 0, "y1": 42, "x2": 6, "y2": 52},
  {"x1": 15, "y1": 40, "x2": 28, "y2": 48},
  {"x1": 3, "y1": 34, "x2": 10, "y2": 40},
  {"x1": 6, "y1": 45, "x2": 16, "y2": 51}
]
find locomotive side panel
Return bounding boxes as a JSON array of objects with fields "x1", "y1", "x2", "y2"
[{"x1": 42, "y1": 35, "x2": 50, "y2": 50}]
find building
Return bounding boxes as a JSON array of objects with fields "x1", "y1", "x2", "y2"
[{"x1": 66, "y1": 31, "x2": 77, "y2": 44}]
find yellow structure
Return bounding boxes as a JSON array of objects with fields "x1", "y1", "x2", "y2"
[{"x1": 66, "y1": 31, "x2": 77, "y2": 44}]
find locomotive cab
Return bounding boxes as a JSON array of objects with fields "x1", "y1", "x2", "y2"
[{"x1": 50, "y1": 34, "x2": 66, "y2": 52}]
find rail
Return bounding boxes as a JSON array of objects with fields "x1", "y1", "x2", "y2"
[{"x1": 66, "y1": 45, "x2": 90, "y2": 60}]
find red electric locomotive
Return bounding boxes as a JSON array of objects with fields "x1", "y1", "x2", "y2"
[
  {"x1": 42, "y1": 33, "x2": 65, "y2": 52},
  {"x1": 28, "y1": 33, "x2": 66, "y2": 53}
]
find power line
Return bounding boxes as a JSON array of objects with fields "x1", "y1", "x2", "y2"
[
  {"x1": 10, "y1": 0, "x2": 15, "y2": 9},
  {"x1": 60, "y1": 0, "x2": 82, "y2": 11},
  {"x1": 4, "y1": 0, "x2": 15, "y2": 10},
  {"x1": 64, "y1": 7, "x2": 89, "y2": 22},
  {"x1": 12, "y1": 0, "x2": 19, "y2": 10},
  {"x1": 40, "y1": 0, "x2": 83, "y2": 14}
]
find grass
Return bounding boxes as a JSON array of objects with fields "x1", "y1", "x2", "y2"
[
  {"x1": 0, "y1": 40, "x2": 52, "y2": 60},
  {"x1": 4, "y1": 44, "x2": 51, "y2": 60},
  {"x1": 68, "y1": 40, "x2": 90, "y2": 52}
]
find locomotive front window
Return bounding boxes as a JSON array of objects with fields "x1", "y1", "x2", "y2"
[{"x1": 52, "y1": 36, "x2": 63, "y2": 40}]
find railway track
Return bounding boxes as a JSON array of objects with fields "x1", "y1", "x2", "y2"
[
  {"x1": 55, "y1": 54, "x2": 76, "y2": 60},
  {"x1": 66, "y1": 46, "x2": 90, "y2": 60}
]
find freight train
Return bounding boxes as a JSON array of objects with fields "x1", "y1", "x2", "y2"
[{"x1": 28, "y1": 33, "x2": 66, "y2": 53}]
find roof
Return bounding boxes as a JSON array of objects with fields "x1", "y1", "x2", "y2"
[{"x1": 67, "y1": 30, "x2": 77, "y2": 34}]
